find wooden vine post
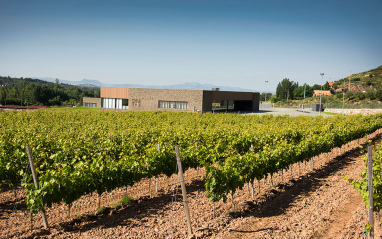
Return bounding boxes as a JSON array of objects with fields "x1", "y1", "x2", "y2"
[
  {"x1": 368, "y1": 145, "x2": 374, "y2": 239},
  {"x1": 309, "y1": 129, "x2": 312, "y2": 170},
  {"x1": 175, "y1": 145, "x2": 193, "y2": 237},
  {"x1": 149, "y1": 178, "x2": 151, "y2": 198},
  {"x1": 156, "y1": 143, "x2": 160, "y2": 193},
  {"x1": 26, "y1": 145, "x2": 49, "y2": 228},
  {"x1": 251, "y1": 181, "x2": 254, "y2": 198}
]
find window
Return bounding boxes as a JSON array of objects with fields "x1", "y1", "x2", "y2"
[
  {"x1": 83, "y1": 103, "x2": 97, "y2": 108},
  {"x1": 102, "y1": 98, "x2": 128, "y2": 109},
  {"x1": 158, "y1": 101, "x2": 188, "y2": 110},
  {"x1": 102, "y1": 98, "x2": 115, "y2": 109},
  {"x1": 122, "y1": 99, "x2": 129, "y2": 109}
]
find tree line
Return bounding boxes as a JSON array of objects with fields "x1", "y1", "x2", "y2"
[
  {"x1": 0, "y1": 76, "x2": 100, "y2": 106},
  {"x1": 274, "y1": 77, "x2": 382, "y2": 103},
  {"x1": 275, "y1": 78, "x2": 330, "y2": 101}
]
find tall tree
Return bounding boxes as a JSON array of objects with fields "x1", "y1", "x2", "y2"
[{"x1": 276, "y1": 78, "x2": 295, "y2": 100}]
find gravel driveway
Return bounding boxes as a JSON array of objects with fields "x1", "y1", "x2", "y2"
[{"x1": 252, "y1": 107, "x2": 333, "y2": 117}]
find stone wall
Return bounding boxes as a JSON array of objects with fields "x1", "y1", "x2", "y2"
[{"x1": 324, "y1": 108, "x2": 382, "y2": 115}]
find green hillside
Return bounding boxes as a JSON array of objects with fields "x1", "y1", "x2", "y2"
[
  {"x1": 274, "y1": 65, "x2": 382, "y2": 108},
  {"x1": 332, "y1": 65, "x2": 382, "y2": 92},
  {"x1": 0, "y1": 76, "x2": 100, "y2": 106}
]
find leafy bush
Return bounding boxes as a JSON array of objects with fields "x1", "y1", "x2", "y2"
[
  {"x1": 346, "y1": 91, "x2": 355, "y2": 101},
  {"x1": 365, "y1": 88, "x2": 376, "y2": 100},
  {"x1": 354, "y1": 91, "x2": 366, "y2": 101},
  {"x1": 376, "y1": 90, "x2": 382, "y2": 101}
]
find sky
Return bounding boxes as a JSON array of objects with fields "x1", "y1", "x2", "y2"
[{"x1": 0, "y1": 0, "x2": 381, "y2": 92}]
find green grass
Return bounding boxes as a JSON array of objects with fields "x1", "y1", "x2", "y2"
[
  {"x1": 96, "y1": 206, "x2": 105, "y2": 214},
  {"x1": 48, "y1": 106, "x2": 99, "y2": 111},
  {"x1": 111, "y1": 196, "x2": 134, "y2": 207},
  {"x1": 68, "y1": 106, "x2": 99, "y2": 110},
  {"x1": 323, "y1": 112, "x2": 342, "y2": 116},
  {"x1": 118, "y1": 196, "x2": 133, "y2": 205}
]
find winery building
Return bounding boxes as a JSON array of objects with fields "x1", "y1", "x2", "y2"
[{"x1": 83, "y1": 87, "x2": 260, "y2": 113}]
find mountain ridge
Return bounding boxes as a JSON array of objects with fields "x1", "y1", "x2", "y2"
[{"x1": 35, "y1": 77, "x2": 257, "y2": 92}]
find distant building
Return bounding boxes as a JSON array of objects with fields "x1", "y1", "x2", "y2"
[
  {"x1": 83, "y1": 87, "x2": 260, "y2": 112},
  {"x1": 313, "y1": 90, "x2": 332, "y2": 97}
]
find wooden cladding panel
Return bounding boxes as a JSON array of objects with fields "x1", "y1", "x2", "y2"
[{"x1": 100, "y1": 87, "x2": 129, "y2": 99}]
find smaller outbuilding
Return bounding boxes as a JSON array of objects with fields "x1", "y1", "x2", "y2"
[{"x1": 312, "y1": 90, "x2": 332, "y2": 97}]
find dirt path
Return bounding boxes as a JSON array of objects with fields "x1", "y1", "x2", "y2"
[
  {"x1": 1, "y1": 131, "x2": 381, "y2": 238},
  {"x1": 314, "y1": 190, "x2": 362, "y2": 238},
  {"x1": 211, "y1": 135, "x2": 381, "y2": 239}
]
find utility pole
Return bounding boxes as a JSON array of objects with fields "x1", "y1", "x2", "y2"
[
  {"x1": 343, "y1": 77, "x2": 345, "y2": 114},
  {"x1": 304, "y1": 84, "x2": 306, "y2": 99},
  {"x1": 265, "y1": 81, "x2": 269, "y2": 103},
  {"x1": 320, "y1": 73, "x2": 324, "y2": 116}
]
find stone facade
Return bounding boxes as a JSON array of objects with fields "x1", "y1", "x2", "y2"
[{"x1": 128, "y1": 88, "x2": 208, "y2": 112}]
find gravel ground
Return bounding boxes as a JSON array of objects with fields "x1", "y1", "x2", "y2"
[
  {"x1": 256, "y1": 107, "x2": 382, "y2": 117},
  {"x1": 254, "y1": 107, "x2": 332, "y2": 117}
]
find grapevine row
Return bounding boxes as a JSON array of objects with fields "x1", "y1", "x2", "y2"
[
  {"x1": 205, "y1": 114, "x2": 382, "y2": 202},
  {"x1": 0, "y1": 110, "x2": 381, "y2": 213}
]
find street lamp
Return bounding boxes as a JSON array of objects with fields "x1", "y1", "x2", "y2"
[
  {"x1": 265, "y1": 81, "x2": 269, "y2": 103},
  {"x1": 320, "y1": 73, "x2": 324, "y2": 116}
]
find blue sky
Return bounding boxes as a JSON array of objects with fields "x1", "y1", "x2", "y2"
[{"x1": 0, "y1": 0, "x2": 381, "y2": 92}]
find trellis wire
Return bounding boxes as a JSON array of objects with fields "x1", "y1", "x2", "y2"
[{"x1": 168, "y1": 156, "x2": 179, "y2": 238}]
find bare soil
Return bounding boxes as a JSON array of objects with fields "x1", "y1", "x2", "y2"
[{"x1": 1, "y1": 132, "x2": 382, "y2": 239}]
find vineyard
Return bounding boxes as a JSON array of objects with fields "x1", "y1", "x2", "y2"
[{"x1": 1, "y1": 109, "x2": 382, "y2": 238}]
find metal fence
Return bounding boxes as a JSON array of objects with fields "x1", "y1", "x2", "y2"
[{"x1": 274, "y1": 101, "x2": 382, "y2": 109}]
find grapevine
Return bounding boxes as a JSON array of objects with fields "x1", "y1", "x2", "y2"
[
  {"x1": 347, "y1": 144, "x2": 382, "y2": 213},
  {"x1": 0, "y1": 109, "x2": 381, "y2": 214}
]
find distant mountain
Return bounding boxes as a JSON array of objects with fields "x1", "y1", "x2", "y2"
[{"x1": 34, "y1": 77, "x2": 257, "y2": 92}]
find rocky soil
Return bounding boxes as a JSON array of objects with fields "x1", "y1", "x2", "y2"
[{"x1": 1, "y1": 131, "x2": 381, "y2": 239}]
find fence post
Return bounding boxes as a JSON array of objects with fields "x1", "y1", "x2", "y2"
[
  {"x1": 175, "y1": 145, "x2": 193, "y2": 237},
  {"x1": 26, "y1": 145, "x2": 49, "y2": 228},
  {"x1": 368, "y1": 145, "x2": 374, "y2": 239}
]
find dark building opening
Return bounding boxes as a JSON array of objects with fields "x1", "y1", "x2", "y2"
[{"x1": 234, "y1": 100, "x2": 253, "y2": 111}]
